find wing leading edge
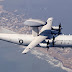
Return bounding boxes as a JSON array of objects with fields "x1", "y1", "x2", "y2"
[
  {"x1": 22, "y1": 35, "x2": 47, "y2": 54},
  {"x1": 22, "y1": 17, "x2": 53, "y2": 54}
]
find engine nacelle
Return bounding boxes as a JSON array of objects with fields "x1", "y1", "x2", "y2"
[
  {"x1": 51, "y1": 30, "x2": 62, "y2": 35},
  {"x1": 51, "y1": 26, "x2": 63, "y2": 30}
]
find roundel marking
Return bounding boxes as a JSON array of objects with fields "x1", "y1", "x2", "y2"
[{"x1": 19, "y1": 39, "x2": 23, "y2": 44}]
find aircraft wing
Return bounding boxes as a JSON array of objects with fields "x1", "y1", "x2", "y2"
[
  {"x1": 22, "y1": 35, "x2": 47, "y2": 54},
  {"x1": 22, "y1": 17, "x2": 53, "y2": 54}
]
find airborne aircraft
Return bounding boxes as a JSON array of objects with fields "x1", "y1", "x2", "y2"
[{"x1": 0, "y1": 17, "x2": 72, "y2": 54}]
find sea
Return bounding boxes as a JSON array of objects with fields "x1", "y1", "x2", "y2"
[{"x1": 0, "y1": 40, "x2": 68, "y2": 72}]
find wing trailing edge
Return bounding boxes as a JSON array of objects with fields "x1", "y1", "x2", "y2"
[{"x1": 22, "y1": 17, "x2": 53, "y2": 54}]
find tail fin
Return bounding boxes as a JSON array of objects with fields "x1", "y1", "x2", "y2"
[{"x1": 39, "y1": 17, "x2": 53, "y2": 33}]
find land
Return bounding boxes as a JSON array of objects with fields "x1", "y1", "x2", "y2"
[
  {"x1": 0, "y1": 9, "x2": 72, "y2": 70},
  {"x1": 37, "y1": 47, "x2": 72, "y2": 69},
  {"x1": 0, "y1": 0, "x2": 4, "y2": 1}
]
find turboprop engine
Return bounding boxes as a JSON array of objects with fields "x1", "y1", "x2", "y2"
[{"x1": 51, "y1": 23, "x2": 63, "y2": 35}]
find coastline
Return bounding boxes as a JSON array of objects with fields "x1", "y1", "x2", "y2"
[
  {"x1": 0, "y1": 10, "x2": 72, "y2": 72},
  {"x1": 31, "y1": 48, "x2": 72, "y2": 72}
]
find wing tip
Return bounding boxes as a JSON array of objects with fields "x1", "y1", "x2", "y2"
[
  {"x1": 22, "y1": 49, "x2": 28, "y2": 54},
  {"x1": 22, "y1": 51, "x2": 27, "y2": 54},
  {"x1": 22, "y1": 47, "x2": 31, "y2": 54},
  {"x1": 22, "y1": 53, "x2": 27, "y2": 54}
]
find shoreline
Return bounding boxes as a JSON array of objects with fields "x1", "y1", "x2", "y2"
[
  {"x1": 31, "y1": 48, "x2": 72, "y2": 72},
  {"x1": 0, "y1": 10, "x2": 72, "y2": 72}
]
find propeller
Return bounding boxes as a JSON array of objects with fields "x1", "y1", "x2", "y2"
[
  {"x1": 52, "y1": 36, "x2": 55, "y2": 47},
  {"x1": 58, "y1": 23, "x2": 61, "y2": 34},
  {"x1": 47, "y1": 40, "x2": 49, "y2": 51}
]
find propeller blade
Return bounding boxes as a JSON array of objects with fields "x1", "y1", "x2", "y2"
[
  {"x1": 53, "y1": 36, "x2": 55, "y2": 40},
  {"x1": 47, "y1": 40, "x2": 49, "y2": 45},
  {"x1": 47, "y1": 46, "x2": 49, "y2": 51},
  {"x1": 58, "y1": 23, "x2": 62, "y2": 34},
  {"x1": 53, "y1": 36, "x2": 55, "y2": 47},
  {"x1": 59, "y1": 23, "x2": 61, "y2": 29},
  {"x1": 47, "y1": 40, "x2": 49, "y2": 51}
]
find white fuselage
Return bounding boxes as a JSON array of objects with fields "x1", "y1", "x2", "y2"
[
  {"x1": 0, "y1": 33, "x2": 72, "y2": 48},
  {"x1": 50, "y1": 35, "x2": 72, "y2": 47}
]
